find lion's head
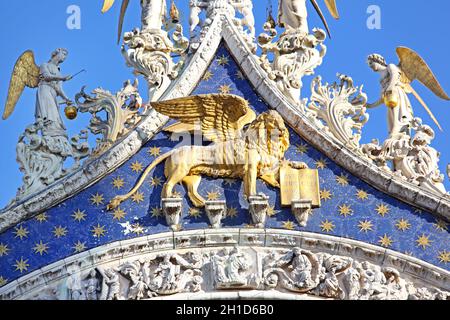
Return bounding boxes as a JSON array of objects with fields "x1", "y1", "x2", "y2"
[{"x1": 246, "y1": 110, "x2": 290, "y2": 160}]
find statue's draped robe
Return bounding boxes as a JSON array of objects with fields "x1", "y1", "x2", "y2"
[
  {"x1": 382, "y1": 64, "x2": 414, "y2": 136},
  {"x1": 141, "y1": 0, "x2": 166, "y2": 30},
  {"x1": 35, "y1": 62, "x2": 72, "y2": 156}
]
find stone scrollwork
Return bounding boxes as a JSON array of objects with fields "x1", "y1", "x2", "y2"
[
  {"x1": 362, "y1": 118, "x2": 448, "y2": 195},
  {"x1": 261, "y1": 247, "x2": 448, "y2": 300},
  {"x1": 117, "y1": 253, "x2": 203, "y2": 299},
  {"x1": 258, "y1": 23, "x2": 327, "y2": 103},
  {"x1": 76, "y1": 80, "x2": 147, "y2": 157},
  {"x1": 9, "y1": 243, "x2": 450, "y2": 301},
  {"x1": 304, "y1": 74, "x2": 369, "y2": 153}
]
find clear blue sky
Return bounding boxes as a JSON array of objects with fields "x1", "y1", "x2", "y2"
[{"x1": 0, "y1": 0, "x2": 449, "y2": 208}]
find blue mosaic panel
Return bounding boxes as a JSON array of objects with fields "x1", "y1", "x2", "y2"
[{"x1": 0, "y1": 44, "x2": 448, "y2": 287}]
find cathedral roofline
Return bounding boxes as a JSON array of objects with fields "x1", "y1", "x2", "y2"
[{"x1": 0, "y1": 12, "x2": 448, "y2": 234}]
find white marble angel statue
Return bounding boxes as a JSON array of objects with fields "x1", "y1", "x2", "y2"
[
  {"x1": 367, "y1": 47, "x2": 450, "y2": 137},
  {"x1": 102, "y1": 0, "x2": 167, "y2": 44},
  {"x1": 278, "y1": 0, "x2": 339, "y2": 37},
  {"x1": 2, "y1": 49, "x2": 90, "y2": 200}
]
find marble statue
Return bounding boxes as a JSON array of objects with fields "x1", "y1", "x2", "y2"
[
  {"x1": 84, "y1": 270, "x2": 101, "y2": 300},
  {"x1": 367, "y1": 47, "x2": 450, "y2": 137},
  {"x1": 66, "y1": 269, "x2": 83, "y2": 300},
  {"x1": 102, "y1": 0, "x2": 167, "y2": 43},
  {"x1": 1, "y1": 49, "x2": 92, "y2": 200},
  {"x1": 190, "y1": 0, "x2": 203, "y2": 38}
]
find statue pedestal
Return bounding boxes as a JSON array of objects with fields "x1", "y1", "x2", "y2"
[
  {"x1": 205, "y1": 200, "x2": 227, "y2": 229},
  {"x1": 249, "y1": 194, "x2": 269, "y2": 228},
  {"x1": 161, "y1": 198, "x2": 183, "y2": 231},
  {"x1": 292, "y1": 199, "x2": 312, "y2": 227}
]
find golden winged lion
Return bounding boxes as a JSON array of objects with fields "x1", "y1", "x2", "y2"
[
  {"x1": 107, "y1": 94, "x2": 310, "y2": 210},
  {"x1": 367, "y1": 47, "x2": 450, "y2": 136}
]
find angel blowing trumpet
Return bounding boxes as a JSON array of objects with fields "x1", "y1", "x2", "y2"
[{"x1": 107, "y1": 94, "x2": 320, "y2": 210}]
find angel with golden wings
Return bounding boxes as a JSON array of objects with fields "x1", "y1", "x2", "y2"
[
  {"x1": 367, "y1": 47, "x2": 450, "y2": 137},
  {"x1": 278, "y1": 0, "x2": 339, "y2": 37},
  {"x1": 3, "y1": 49, "x2": 74, "y2": 138}
]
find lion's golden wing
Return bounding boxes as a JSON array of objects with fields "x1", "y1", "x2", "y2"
[
  {"x1": 3, "y1": 50, "x2": 40, "y2": 120},
  {"x1": 324, "y1": 0, "x2": 339, "y2": 19},
  {"x1": 397, "y1": 46, "x2": 450, "y2": 100},
  {"x1": 151, "y1": 94, "x2": 256, "y2": 142}
]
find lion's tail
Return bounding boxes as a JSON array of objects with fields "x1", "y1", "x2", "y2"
[{"x1": 106, "y1": 151, "x2": 174, "y2": 211}]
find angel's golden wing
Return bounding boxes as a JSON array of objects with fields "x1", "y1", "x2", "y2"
[
  {"x1": 324, "y1": 0, "x2": 340, "y2": 19},
  {"x1": 151, "y1": 94, "x2": 257, "y2": 143},
  {"x1": 397, "y1": 47, "x2": 450, "y2": 100},
  {"x1": 310, "y1": 0, "x2": 339, "y2": 38},
  {"x1": 101, "y1": 0, "x2": 115, "y2": 13},
  {"x1": 117, "y1": 0, "x2": 130, "y2": 45},
  {"x1": 101, "y1": 0, "x2": 129, "y2": 44},
  {"x1": 3, "y1": 50, "x2": 40, "y2": 120}
]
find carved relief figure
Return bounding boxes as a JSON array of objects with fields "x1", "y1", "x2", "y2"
[
  {"x1": 148, "y1": 253, "x2": 203, "y2": 295},
  {"x1": 278, "y1": 0, "x2": 339, "y2": 37},
  {"x1": 84, "y1": 270, "x2": 101, "y2": 300},
  {"x1": 2, "y1": 49, "x2": 90, "y2": 200},
  {"x1": 263, "y1": 248, "x2": 320, "y2": 292},
  {"x1": 367, "y1": 47, "x2": 450, "y2": 137},
  {"x1": 66, "y1": 269, "x2": 83, "y2": 300},
  {"x1": 233, "y1": 0, "x2": 255, "y2": 38},
  {"x1": 212, "y1": 247, "x2": 252, "y2": 288},
  {"x1": 3, "y1": 49, "x2": 74, "y2": 144},
  {"x1": 314, "y1": 255, "x2": 352, "y2": 299},
  {"x1": 102, "y1": 268, "x2": 122, "y2": 300}
]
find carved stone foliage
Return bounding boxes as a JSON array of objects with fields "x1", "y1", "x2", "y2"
[
  {"x1": 303, "y1": 75, "x2": 369, "y2": 153},
  {"x1": 122, "y1": 26, "x2": 189, "y2": 101},
  {"x1": 14, "y1": 119, "x2": 90, "y2": 202},
  {"x1": 258, "y1": 24, "x2": 327, "y2": 102},
  {"x1": 190, "y1": 0, "x2": 256, "y2": 52},
  {"x1": 19, "y1": 246, "x2": 449, "y2": 301},
  {"x1": 76, "y1": 80, "x2": 147, "y2": 157},
  {"x1": 362, "y1": 118, "x2": 448, "y2": 195}
]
